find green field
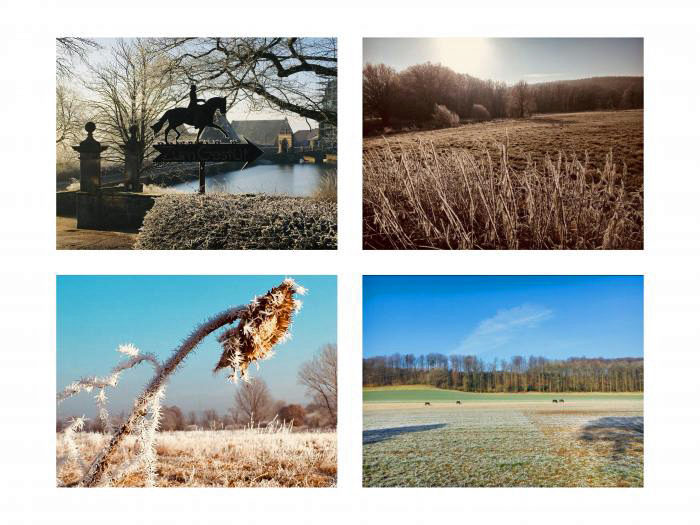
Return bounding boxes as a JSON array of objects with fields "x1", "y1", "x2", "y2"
[
  {"x1": 363, "y1": 385, "x2": 643, "y2": 403},
  {"x1": 363, "y1": 387, "x2": 643, "y2": 487}
]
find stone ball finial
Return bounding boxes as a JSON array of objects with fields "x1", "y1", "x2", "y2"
[{"x1": 73, "y1": 121, "x2": 107, "y2": 155}]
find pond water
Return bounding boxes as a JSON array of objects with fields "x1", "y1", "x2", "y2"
[{"x1": 170, "y1": 162, "x2": 334, "y2": 196}]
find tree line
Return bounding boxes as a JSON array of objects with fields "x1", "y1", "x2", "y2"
[
  {"x1": 58, "y1": 343, "x2": 337, "y2": 433},
  {"x1": 363, "y1": 353, "x2": 643, "y2": 392},
  {"x1": 363, "y1": 61, "x2": 643, "y2": 127}
]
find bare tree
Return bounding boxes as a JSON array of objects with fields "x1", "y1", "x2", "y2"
[
  {"x1": 278, "y1": 404, "x2": 306, "y2": 426},
  {"x1": 56, "y1": 83, "x2": 84, "y2": 145},
  {"x1": 84, "y1": 38, "x2": 179, "y2": 171},
  {"x1": 508, "y1": 80, "x2": 536, "y2": 118},
  {"x1": 160, "y1": 405, "x2": 185, "y2": 431},
  {"x1": 202, "y1": 409, "x2": 220, "y2": 430},
  {"x1": 298, "y1": 343, "x2": 337, "y2": 426},
  {"x1": 234, "y1": 378, "x2": 273, "y2": 424},
  {"x1": 56, "y1": 38, "x2": 100, "y2": 78},
  {"x1": 363, "y1": 64, "x2": 397, "y2": 125},
  {"x1": 155, "y1": 37, "x2": 337, "y2": 125}
]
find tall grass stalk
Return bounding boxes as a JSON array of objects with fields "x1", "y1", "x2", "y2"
[
  {"x1": 312, "y1": 171, "x2": 338, "y2": 203},
  {"x1": 56, "y1": 416, "x2": 87, "y2": 483},
  {"x1": 57, "y1": 279, "x2": 305, "y2": 487},
  {"x1": 78, "y1": 307, "x2": 244, "y2": 486},
  {"x1": 363, "y1": 140, "x2": 643, "y2": 249}
]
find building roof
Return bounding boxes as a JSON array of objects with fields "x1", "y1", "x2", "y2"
[{"x1": 230, "y1": 119, "x2": 293, "y2": 146}]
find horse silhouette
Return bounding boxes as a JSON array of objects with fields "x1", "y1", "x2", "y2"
[
  {"x1": 424, "y1": 402, "x2": 431, "y2": 406},
  {"x1": 151, "y1": 96, "x2": 228, "y2": 144},
  {"x1": 552, "y1": 399, "x2": 558, "y2": 403},
  {"x1": 456, "y1": 400, "x2": 461, "y2": 404}
]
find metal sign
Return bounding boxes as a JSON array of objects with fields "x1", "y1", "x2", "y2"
[{"x1": 153, "y1": 140, "x2": 264, "y2": 164}]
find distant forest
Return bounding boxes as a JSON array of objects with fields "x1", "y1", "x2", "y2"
[
  {"x1": 363, "y1": 62, "x2": 644, "y2": 125},
  {"x1": 363, "y1": 354, "x2": 643, "y2": 392}
]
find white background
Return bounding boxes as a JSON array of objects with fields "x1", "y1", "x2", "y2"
[{"x1": 1, "y1": 1, "x2": 699, "y2": 523}]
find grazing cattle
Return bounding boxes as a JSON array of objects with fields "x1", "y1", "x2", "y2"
[
  {"x1": 456, "y1": 400, "x2": 461, "y2": 405},
  {"x1": 559, "y1": 399, "x2": 565, "y2": 403},
  {"x1": 424, "y1": 402, "x2": 431, "y2": 406},
  {"x1": 552, "y1": 399, "x2": 558, "y2": 403}
]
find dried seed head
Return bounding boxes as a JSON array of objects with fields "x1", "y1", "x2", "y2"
[{"x1": 214, "y1": 279, "x2": 304, "y2": 379}]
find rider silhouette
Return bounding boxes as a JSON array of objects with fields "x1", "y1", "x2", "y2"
[{"x1": 188, "y1": 84, "x2": 205, "y2": 112}]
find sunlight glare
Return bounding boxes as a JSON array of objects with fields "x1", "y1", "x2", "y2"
[{"x1": 431, "y1": 38, "x2": 493, "y2": 77}]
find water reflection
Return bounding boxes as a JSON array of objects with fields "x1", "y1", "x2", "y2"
[{"x1": 171, "y1": 162, "x2": 333, "y2": 196}]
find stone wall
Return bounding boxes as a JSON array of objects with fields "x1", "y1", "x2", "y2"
[
  {"x1": 75, "y1": 190, "x2": 158, "y2": 232},
  {"x1": 56, "y1": 191, "x2": 77, "y2": 217}
]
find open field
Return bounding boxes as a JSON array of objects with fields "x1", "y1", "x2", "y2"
[
  {"x1": 364, "y1": 111, "x2": 643, "y2": 190},
  {"x1": 57, "y1": 429, "x2": 336, "y2": 487},
  {"x1": 363, "y1": 389, "x2": 642, "y2": 487},
  {"x1": 364, "y1": 385, "x2": 643, "y2": 404},
  {"x1": 363, "y1": 110, "x2": 643, "y2": 250}
]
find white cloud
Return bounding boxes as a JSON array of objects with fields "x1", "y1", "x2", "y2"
[{"x1": 455, "y1": 304, "x2": 553, "y2": 354}]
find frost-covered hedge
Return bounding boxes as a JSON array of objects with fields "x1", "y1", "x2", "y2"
[{"x1": 135, "y1": 193, "x2": 337, "y2": 250}]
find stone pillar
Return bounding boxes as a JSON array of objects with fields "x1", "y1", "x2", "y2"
[
  {"x1": 72, "y1": 122, "x2": 108, "y2": 193},
  {"x1": 122, "y1": 125, "x2": 144, "y2": 192}
]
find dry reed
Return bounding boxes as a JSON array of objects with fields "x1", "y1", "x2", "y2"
[
  {"x1": 215, "y1": 278, "x2": 306, "y2": 381},
  {"x1": 363, "y1": 139, "x2": 643, "y2": 249}
]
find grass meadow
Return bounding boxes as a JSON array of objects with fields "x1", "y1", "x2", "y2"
[
  {"x1": 57, "y1": 428, "x2": 337, "y2": 487},
  {"x1": 363, "y1": 386, "x2": 643, "y2": 487},
  {"x1": 363, "y1": 110, "x2": 643, "y2": 250}
]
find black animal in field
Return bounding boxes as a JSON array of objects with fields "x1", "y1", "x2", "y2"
[
  {"x1": 424, "y1": 402, "x2": 431, "y2": 406},
  {"x1": 456, "y1": 400, "x2": 461, "y2": 405},
  {"x1": 552, "y1": 399, "x2": 558, "y2": 403}
]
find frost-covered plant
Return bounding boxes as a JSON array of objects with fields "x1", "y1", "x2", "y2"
[
  {"x1": 432, "y1": 104, "x2": 459, "y2": 127},
  {"x1": 215, "y1": 278, "x2": 306, "y2": 383},
  {"x1": 363, "y1": 139, "x2": 643, "y2": 249},
  {"x1": 57, "y1": 279, "x2": 305, "y2": 487},
  {"x1": 57, "y1": 343, "x2": 160, "y2": 435},
  {"x1": 57, "y1": 344, "x2": 162, "y2": 486},
  {"x1": 243, "y1": 414, "x2": 294, "y2": 435},
  {"x1": 135, "y1": 193, "x2": 337, "y2": 250},
  {"x1": 56, "y1": 416, "x2": 87, "y2": 483}
]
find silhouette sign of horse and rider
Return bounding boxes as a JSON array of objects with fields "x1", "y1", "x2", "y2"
[
  {"x1": 152, "y1": 85, "x2": 229, "y2": 144},
  {"x1": 150, "y1": 85, "x2": 263, "y2": 193}
]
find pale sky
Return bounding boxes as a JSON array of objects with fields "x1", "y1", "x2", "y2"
[{"x1": 363, "y1": 38, "x2": 643, "y2": 84}]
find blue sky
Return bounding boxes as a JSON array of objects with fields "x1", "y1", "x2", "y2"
[
  {"x1": 363, "y1": 276, "x2": 643, "y2": 362},
  {"x1": 57, "y1": 275, "x2": 336, "y2": 419},
  {"x1": 363, "y1": 38, "x2": 643, "y2": 84}
]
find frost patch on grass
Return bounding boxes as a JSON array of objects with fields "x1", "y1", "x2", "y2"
[
  {"x1": 363, "y1": 403, "x2": 643, "y2": 487},
  {"x1": 57, "y1": 429, "x2": 337, "y2": 487}
]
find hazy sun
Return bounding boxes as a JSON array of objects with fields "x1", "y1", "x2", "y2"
[{"x1": 431, "y1": 38, "x2": 493, "y2": 78}]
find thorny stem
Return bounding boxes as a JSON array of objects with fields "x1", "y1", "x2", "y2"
[{"x1": 81, "y1": 305, "x2": 245, "y2": 487}]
